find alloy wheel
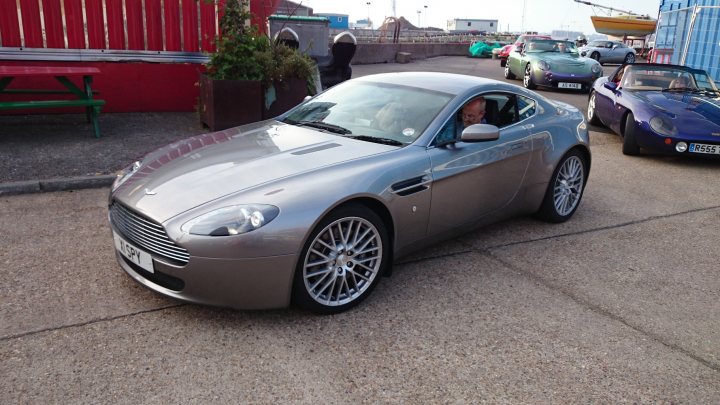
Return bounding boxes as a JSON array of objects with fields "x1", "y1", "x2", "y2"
[
  {"x1": 553, "y1": 156, "x2": 585, "y2": 216},
  {"x1": 302, "y1": 216, "x2": 382, "y2": 307}
]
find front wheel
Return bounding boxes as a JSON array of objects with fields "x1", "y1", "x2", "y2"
[
  {"x1": 523, "y1": 64, "x2": 537, "y2": 89},
  {"x1": 293, "y1": 204, "x2": 390, "y2": 314},
  {"x1": 537, "y1": 149, "x2": 588, "y2": 223},
  {"x1": 504, "y1": 64, "x2": 515, "y2": 79},
  {"x1": 624, "y1": 53, "x2": 636, "y2": 64},
  {"x1": 587, "y1": 91, "x2": 602, "y2": 125},
  {"x1": 590, "y1": 51, "x2": 601, "y2": 63}
]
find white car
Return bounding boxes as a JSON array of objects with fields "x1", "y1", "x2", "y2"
[{"x1": 580, "y1": 40, "x2": 636, "y2": 65}]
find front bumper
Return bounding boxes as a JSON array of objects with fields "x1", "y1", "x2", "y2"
[
  {"x1": 533, "y1": 70, "x2": 597, "y2": 90},
  {"x1": 635, "y1": 126, "x2": 720, "y2": 156},
  {"x1": 111, "y1": 224, "x2": 298, "y2": 310}
]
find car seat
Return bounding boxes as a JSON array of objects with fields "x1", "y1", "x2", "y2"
[{"x1": 484, "y1": 99, "x2": 499, "y2": 126}]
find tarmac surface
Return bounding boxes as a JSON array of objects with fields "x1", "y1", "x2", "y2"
[{"x1": 2, "y1": 56, "x2": 719, "y2": 402}]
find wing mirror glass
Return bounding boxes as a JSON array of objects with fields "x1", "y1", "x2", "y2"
[{"x1": 604, "y1": 82, "x2": 618, "y2": 91}]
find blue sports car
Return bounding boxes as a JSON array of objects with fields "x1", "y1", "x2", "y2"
[{"x1": 587, "y1": 63, "x2": 720, "y2": 156}]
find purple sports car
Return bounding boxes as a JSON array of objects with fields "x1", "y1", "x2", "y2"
[{"x1": 587, "y1": 63, "x2": 720, "y2": 156}]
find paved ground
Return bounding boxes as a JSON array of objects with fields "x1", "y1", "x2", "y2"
[{"x1": 1, "y1": 57, "x2": 719, "y2": 402}]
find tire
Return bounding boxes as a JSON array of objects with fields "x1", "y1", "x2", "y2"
[
  {"x1": 587, "y1": 91, "x2": 602, "y2": 125},
  {"x1": 523, "y1": 64, "x2": 537, "y2": 89},
  {"x1": 504, "y1": 64, "x2": 515, "y2": 79},
  {"x1": 624, "y1": 53, "x2": 635, "y2": 64},
  {"x1": 537, "y1": 149, "x2": 588, "y2": 223},
  {"x1": 500, "y1": 58, "x2": 506, "y2": 67},
  {"x1": 292, "y1": 204, "x2": 390, "y2": 314},
  {"x1": 622, "y1": 112, "x2": 641, "y2": 156},
  {"x1": 590, "y1": 51, "x2": 600, "y2": 62}
]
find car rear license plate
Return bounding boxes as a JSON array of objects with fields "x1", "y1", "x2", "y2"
[
  {"x1": 113, "y1": 231, "x2": 154, "y2": 273},
  {"x1": 558, "y1": 82, "x2": 582, "y2": 89},
  {"x1": 688, "y1": 143, "x2": 720, "y2": 154}
]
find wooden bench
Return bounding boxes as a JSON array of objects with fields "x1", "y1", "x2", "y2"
[{"x1": 0, "y1": 66, "x2": 106, "y2": 138}]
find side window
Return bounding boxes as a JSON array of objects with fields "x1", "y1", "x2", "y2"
[
  {"x1": 517, "y1": 95, "x2": 536, "y2": 120},
  {"x1": 433, "y1": 92, "x2": 530, "y2": 146}
]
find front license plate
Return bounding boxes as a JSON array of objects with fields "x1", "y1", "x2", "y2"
[
  {"x1": 113, "y1": 231, "x2": 154, "y2": 273},
  {"x1": 688, "y1": 143, "x2": 720, "y2": 154},
  {"x1": 558, "y1": 82, "x2": 582, "y2": 89}
]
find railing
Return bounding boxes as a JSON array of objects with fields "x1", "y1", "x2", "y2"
[{"x1": 330, "y1": 28, "x2": 516, "y2": 44}]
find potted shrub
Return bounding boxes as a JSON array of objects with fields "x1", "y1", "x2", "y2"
[
  {"x1": 255, "y1": 41, "x2": 317, "y2": 119},
  {"x1": 199, "y1": 0, "x2": 317, "y2": 130},
  {"x1": 199, "y1": 0, "x2": 265, "y2": 131}
]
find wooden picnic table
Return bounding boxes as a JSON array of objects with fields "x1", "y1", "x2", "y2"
[{"x1": 0, "y1": 66, "x2": 106, "y2": 137}]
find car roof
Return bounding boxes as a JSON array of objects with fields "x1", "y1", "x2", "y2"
[{"x1": 354, "y1": 72, "x2": 500, "y2": 95}]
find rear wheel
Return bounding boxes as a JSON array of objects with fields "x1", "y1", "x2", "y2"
[
  {"x1": 624, "y1": 53, "x2": 636, "y2": 63},
  {"x1": 500, "y1": 58, "x2": 507, "y2": 67},
  {"x1": 293, "y1": 204, "x2": 389, "y2": 314},
  {"x1": 587, "y1": 91, "x2": 602, "y2": 125},
  {"x1": 523, "y1": 64, "x2": 537, "y2": 89},
  {"x1": 504, "y1": 64, "x2": 515, "y2": 79},
  {"x1": 622, "y1": 113, "x2": 641, "y2": 155},
  {"x1": 537, "y1": 149, "x2": 587, "y2": 223},
  {"x1": 590, "y1": 51, "x2": 601, "y2": 63}
]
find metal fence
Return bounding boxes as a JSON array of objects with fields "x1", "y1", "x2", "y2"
[{"x1": 654, "y1": 5, "x2": 720, "y2": 82}]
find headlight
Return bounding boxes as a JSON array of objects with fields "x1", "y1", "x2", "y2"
[
  {"x1": 591, "y1": 64, "x2": 602, "y2": 74},
  {"x1": 112, "y1": 161, "x2": 141, "y2": 192},
  {"x1": 537, "y1": 60, "x2": 550, "y2": 71},
  {"x1": 649, "y1": 116, "x2": 678, "y2": 137},
  {"x1": 181, "y1": 204, "x2": 280, "y2": 236}
]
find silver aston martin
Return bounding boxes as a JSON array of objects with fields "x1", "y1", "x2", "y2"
[{"x1": 109, "y1": 72, "x2": 591, "y2": 313}]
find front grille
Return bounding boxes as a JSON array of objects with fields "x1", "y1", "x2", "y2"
[{"x1": 109, "y1": 202, "x2": 190, "y2": 265}]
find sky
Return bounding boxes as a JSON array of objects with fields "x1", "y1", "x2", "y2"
[{"x1": 301, "y1": 0, "x2": 663, "y2": 34}]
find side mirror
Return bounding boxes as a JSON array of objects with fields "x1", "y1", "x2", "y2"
[
  {"x1": 461, "y1": 124, "x2": 500, "y2": 142},
  {"x1": 603, "y1": 82, "x2": 618, "y2": 91},
  {"x1": 581, "y1": 51, "x2": 587, "y2": 57},
  {"x1": 515, "y1": 44, "x2": 524, "y2": 53}
]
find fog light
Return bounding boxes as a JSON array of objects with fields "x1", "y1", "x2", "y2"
[{"x1": 676, "y1": 142, "x2": 688, "y2": 152}]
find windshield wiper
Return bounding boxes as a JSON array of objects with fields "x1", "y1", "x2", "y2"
[
  {"x1": 662, "y1": 87, "x2": 696, "y2": 92},
  {"x1": 344, "y1": 135, "x2": 404, "y2": 146},
  {"x1": 286, "y1": 119, "x2": 352, "y2": 135}
]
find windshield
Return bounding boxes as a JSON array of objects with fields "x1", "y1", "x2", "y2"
[
  {"x1": 620, "y1": 65, "x2": 719, "y2": 93},
  {"x1": 283, "y1": 81, "x2": 453, "y2": 145},
  {"x1": 525, "y1": 39, "x2": 579, "y2": 54}
]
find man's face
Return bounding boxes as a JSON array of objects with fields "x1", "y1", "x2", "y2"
[{"x1": 462, "y1": 104, "x2": 484, "y2": 127}]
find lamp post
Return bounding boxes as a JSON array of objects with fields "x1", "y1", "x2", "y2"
[
  {"x1": 417, "y1": 10, "x2": 421, "y2": 27},
  {"x1": 424, "y1": 5, "x2": 428, "y2": 28},
  {"x1": 366, "y1": 2, "x2": 371, "y2": 29}
]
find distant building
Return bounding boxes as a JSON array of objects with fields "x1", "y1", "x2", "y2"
[
  {"x1": 551, "y1": 30, "x2": 583, "y2": 40},
  {"x1": 315, "y1": 13, "x2": 349, "y2": 29},
  {"x1": 354, "y1": 19, "x2": 373, "y2": 29},
  {"x1": 446, "y1": 19, "x2": 498, "y2": 33},
  {"x1": 274, "y1": 0, "x2": 313, "y2": 17}
]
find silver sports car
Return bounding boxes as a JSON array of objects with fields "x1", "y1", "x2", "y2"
[{"x1": 109, "y1": 72, "x2": 591, "y2": 313}]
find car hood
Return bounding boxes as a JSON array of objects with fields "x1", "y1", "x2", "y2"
[
  {"x1": 632, "y1": 91, "x2": 720, "y2": 124},
  {"x1": 113, "y1": 121, "x2": 396, "y2": 222},
  {"x1": 531, "y1": 53, "x2": 593, "y2": 70}
]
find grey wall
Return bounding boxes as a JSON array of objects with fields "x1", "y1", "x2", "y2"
[{"x1": 351, "y1": 43, "x2": 469, "y2": 64}]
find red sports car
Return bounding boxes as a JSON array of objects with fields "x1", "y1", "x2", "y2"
[{"x1": 498, "y1": 44, "x2": 514, "y2": 67}]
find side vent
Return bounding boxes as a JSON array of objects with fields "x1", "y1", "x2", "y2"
[{"x1": 391, "y1": 175, "x2": 431, "y2": 196}]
